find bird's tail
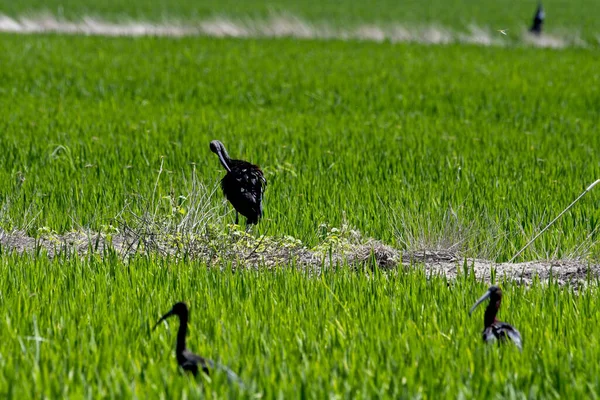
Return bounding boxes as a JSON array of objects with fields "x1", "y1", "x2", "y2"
[{"x1": 206, "y1": 359, "x2": 246, "y2": 389}]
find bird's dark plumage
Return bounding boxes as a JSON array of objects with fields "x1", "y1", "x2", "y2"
[
  {"x1": 530, "y1": 3, "x2": 544, "y2": 35},
  {"x1": 153, "y1": 302, "x2": 210, "y2": 376},
  {"x1": 469, "y1": 286, "x2": 522, "y2": 351},
  {"x1": 210, "y1": 140, "x2": 266, "y2": 226}
]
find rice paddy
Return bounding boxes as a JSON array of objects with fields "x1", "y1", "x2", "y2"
[
  {"x1": 2, "y1": 256, "x2": 600, "y2": 398},
  {"x1": 1, "y1": 0, "x2": 600, "y2": 398}
]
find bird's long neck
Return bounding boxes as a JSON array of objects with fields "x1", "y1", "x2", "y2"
[
  {"x1": 176, "y1": 313, "x2": 188, "y2": 354},
  {"x1": 484, "y1": 300, "x2": 499, "y2": 327}
]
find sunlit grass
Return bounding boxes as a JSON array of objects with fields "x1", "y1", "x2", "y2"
[
  {"x1": 0, "y1": 35, "x2": 599, "y2": 260},
  {"x1": 0, "y1": 254, "x2": 599, "y2": 398},
  {"x1": 0, "y1": 10, "x2": 599, "y2": 398}
]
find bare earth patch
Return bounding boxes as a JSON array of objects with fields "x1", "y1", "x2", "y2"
[
  {"x1": 1, "y1": 227, "x2": 597, "y2": 286},
  {"x1": 0, "y1": 13, "x2": 594, "y2": 48}
]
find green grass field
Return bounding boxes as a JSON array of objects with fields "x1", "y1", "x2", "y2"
[
  {"x1": 1, "y1": 0, "x2": 600, "y2": 398},
  {"x1": 2, "y1": 255, "x2": 600, "y2": 398},
  {"x1": 1, "y1": 35, "x2": 598, "y2": 260}
]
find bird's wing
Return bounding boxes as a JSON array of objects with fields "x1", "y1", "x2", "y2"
[
  {"x1": 505, "y1": 326, "x2": 523, "y2": 351},
  {"x1": 237, "y1": 166, "x2": 266, "y2": 205},
  {"x1": 243, "y1": 168, "x2": 265, "y2": 188},
  {"x1": 212, "y1": 361, "x2": 246, "y2": 389},
  {"x1": 193, "y1": 355, "x2": 245, "y2": 388},
  {"x1": 482, "y1": 327, "x2": 498, "y2": 343},
  {"x1": 492, "y1": 322, "x2": 523, "y2": 351},
  {"x1": 256, "y1": 169, "x2": 266, "y2": 202},
  {"x1": 182, "y1": 351, "x2": 210, "y2": 374}
]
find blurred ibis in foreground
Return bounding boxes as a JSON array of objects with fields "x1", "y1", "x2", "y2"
[
  {"x1": 469, "y1": 286, "x2": 522, "y2": 351},
  {"x1": 530, "y1": 3, "x2": 544, "y2": 35},
  {"x1": 210, "y1": 140, "x2": 266, "y2": 226},
  {"x1": 153, "y1": 302, "x2": 244, "y2": 386}
]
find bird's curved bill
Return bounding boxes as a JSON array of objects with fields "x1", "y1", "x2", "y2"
[
  {"x1": 152, "y1": 309, "x2": 174, "y2": 331},
  {"x1": 215, "y1": 151, "x2": 231, "y2": 173},
  {"x1": 469, "y1": 290, "x2": 491, "y2": 316}
]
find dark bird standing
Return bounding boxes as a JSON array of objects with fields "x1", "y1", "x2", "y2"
[
  {"x1": 469, "y1": 286, "x2": 522, "y2": 351},
  {"x1": 152, "y1": 302, "x2": 245, "y2": 386},
  {"x1": 210, "y1": 140, "x2": 266, "y2": 226},
  {"x1": 153, "y1": 302, "x2": 210, "y2": 376},
  {"x1": 530, "y1": 3, "x2": 545, "y2": 35}
]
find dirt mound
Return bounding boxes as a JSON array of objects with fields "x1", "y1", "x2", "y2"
[
  {"x1": 1, "y1": 228, "x2": 597, "y2": 286},
  {"x1": 408, "y1": 250, "x2": 598, "y2": 286}
]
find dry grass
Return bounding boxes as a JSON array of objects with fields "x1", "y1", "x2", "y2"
[{"x1": 2, "y1": 222, "x2": 598, "y2": 287}]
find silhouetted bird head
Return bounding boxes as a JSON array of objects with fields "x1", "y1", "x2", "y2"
[
  {"x1": 153, "y1": 302, "x2": 189, "y2": 330},
  {"x1": 469, "y1": 285, "x2": 502, "y2": 316},
  {"x1": 530, "y1": 3, "x2": 544, "y2": 35},
  {"x1": 210, "y1": 140, "x2": 232, "y2": 172},
  {"x1": 209, "y1": 140, "x2": 224, "y2": 154},
  {"x1": 535, "y1": 4, "x2": 545, "y2": 21}
]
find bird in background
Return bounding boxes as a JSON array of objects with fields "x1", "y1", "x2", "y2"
[
  {"x1": 530, "y1": 3, "x2": 545, "y2": 35},
  {"x1": 469, "y1": 285, "x2": 522, "y2": 351},
  {"x1": 153, "y1": 302, "x2": 245, "y2": 386},
  {"x1": 210, "y1": 140, "x2": 266, "y2": 226}
]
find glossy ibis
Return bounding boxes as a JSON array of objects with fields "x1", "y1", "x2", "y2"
[
  {"x1": 153, "y1": 302, "x2": 210, "y2": 376},
  {"x1": 210, "y1": 140, "x2": 266, "y2": 226},
  {"x1": 469, "y1": 286, "x2": 522, "y2": 351},
  {"x1": 530, "y1": 3, "x2": 544, "y2": 35},
  {"x1": 153, "y1": 302, "x2": 245, "y2": 386}
]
